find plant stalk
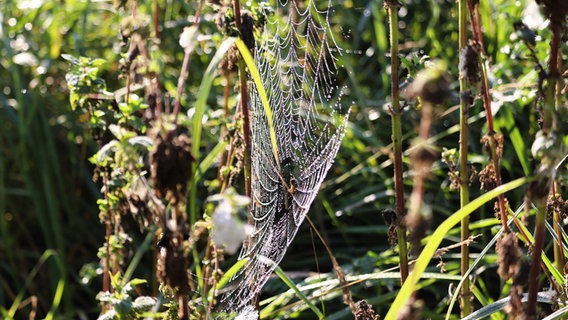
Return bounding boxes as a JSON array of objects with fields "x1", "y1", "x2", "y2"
[
  {"x1": 527, "y1": 199, "x2": 547, "y2": 317},
  {"x1": 173, "y1": 0, "x2": 205, "y2": 124},
  {"x1": 385, "y1": 0, "x2": 409, "y2": 284},
  {"x1": 527, "y1": 19, "x2": 563, "y2": 317},
  {"x1": 458, "y1": 0, "x2": 471, "y2": 315},
  {"x1": 233, "y1": 0, "x2": 252, "y2": 198}
]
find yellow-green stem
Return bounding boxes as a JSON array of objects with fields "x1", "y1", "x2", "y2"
[
  {"x1": 386, "y1": 0, "x2": 409, "y2": 284},
  {"x1": 458, "y1": 0, "x2": 471, "y2": 316}
]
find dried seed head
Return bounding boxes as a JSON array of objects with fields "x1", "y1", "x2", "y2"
[
  {"x1": 546, "y1": 193, "x2": 566, "y2": 220},
  {"x1": 355, "y1": 300, "x2": 379, "y2": 320},
  {"x1": 240, "y1": 11, "x2": 255, "y2": 51},
  {"x1": 496, "y1": 232, "x2": 521, "y2": 281},
  {"x1": 219, "y1": 45, "x2": 239, "y2": 76},
  {"x1": 459, "y1": 41, "x2": 481, "y2": 85},
  {"x1": 479, "y1": 163, "x2": 497, "y2": 191},
  {"x1": 405, "y1": 60, "x2": 451, "y2": 105},
  {"x1": 382, "y1": 208, "x2": 398, "y2": 248},
  {"x1": 506, "y1": 284, "x2": 524, "y2": 319},
  {"x1": 480, "y1": 133, "x2": 504, "y2": 159},
  {"x1": 156, "y1": 241, "x2": 192, "y2": 296},
  {"x1": 150, "y1": 130, "x2": 193, "y2": 204}
]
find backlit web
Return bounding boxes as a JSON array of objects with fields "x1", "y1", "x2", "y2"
[{"x1": 220, "y1": 0, "x2": 349, "y2": 314}]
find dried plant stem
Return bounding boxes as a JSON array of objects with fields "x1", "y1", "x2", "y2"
[
  {"x1": 527, "y1": 20, "x2": 563, "y2": 317},
  {"x1": 457, "y1": 0, "x2": 471, "y2": 315},
  {"x1": 553, "y1": 184, "x2": 565, "y2": 271},
  {"x1": 233, "y1": 0, "x2": 252, "y2": 198},
  {"x1": 385, "y1": 0, "x2": 409, "y2": 284},
  {"x1": 173, "y1": 0, "x2": 205, "y2": 124},
  {"x1": 218, "y1": 74, "x2": 233, "y2": 190},
  {"x1": 526, "y1": 199, "x2": 547, "y2": 317}
]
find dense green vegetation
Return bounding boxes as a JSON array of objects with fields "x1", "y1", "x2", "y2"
[{"x1": 1, "y1": 0, "x2": 567, "y2": 319}]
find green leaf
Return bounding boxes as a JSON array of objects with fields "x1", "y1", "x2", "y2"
[
  {"x1": 132, "y1": 296, "x2": 158, "y2": 312},
  {"x1": 272, "y1": 266, "x2": 324, "y2": 319}
]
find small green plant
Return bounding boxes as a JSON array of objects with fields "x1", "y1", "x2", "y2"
[{"x1": 96, "y1": 272, "x2": 159, "y2": 320}]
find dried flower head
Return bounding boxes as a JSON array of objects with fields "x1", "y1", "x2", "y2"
[
  {"x1": 459, "y1": 41, "x2": 481, "y2": 85},
  {"x1": 546, "y1": 193, "x2": 566, "y2": 220},
  {"x1": 405, "y1": 60, "x2": 451, "y2": 105},
  {"x1": 496, "y1": 232, "x2": 521, "y2": 281},
  {"x1": 150, "y1": 130, "x2": 193, "y2": 204},
  {"x1": 479, "y1": 162, "x2": 497, "y2": 191},
  {"x1": 355, "y1": 300, "x2": 379, "y2": 320}
]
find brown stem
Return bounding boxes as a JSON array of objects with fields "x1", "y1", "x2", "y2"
[
  {"x1": 526, "y1": 200, "x2": 546, "y2": 317},
  {"x1": 385, "y1": 0, "x2": 409, "y2": 284},
  {"x1": 173, "y1": 0, "x2": 205, "y2": 124},
  {"x1": 553, "y1": 186, "x2": 565, "y2": 271},
  {"x1": 153, "y1": 0, "x2": 160, "y2": 39},
  {"x1": 206, "y1": 245, "x2": 220, "y2": 320},
  {"x1": 466, "y1": 0, "x2": 507, "y2": 233},
  {"x1": 217, "y1": 74, "x2": 233, "y2": 187},
  {"x1": 233, "y1": 0, "x2": 252, "y2": 198}
]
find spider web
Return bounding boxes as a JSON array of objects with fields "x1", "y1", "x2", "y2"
[{"x1": 220, "y1": 0, "x2": 349, "y2": 313}]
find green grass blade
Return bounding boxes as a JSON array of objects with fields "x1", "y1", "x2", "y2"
[
  {"x1": 272, "y1": 265, "x2": 324, "y2": 319},
  {"x1": 384, "y1": 177, "x2": 531, "y2": 320},
  {"x1": 462, "y1": 291, "x2": 554, "y2": 320},
  {"x1": 193, "y1": 140, "x2": 228, "y2": 186},
  {"x1": 214, "y1": 257, "x2": 249, "y2": 294},
  {"x1": 190, "y1": 37, "x2": 236, "y2": 224},
  {"x1": 8, "y1": 250, "x2": 64, "y2": 318},
  {"x1": 234, "y1": 38, "x2": 279, "y2": 165},
  {"x1": 123, "y1": 225, "x2": 158, "y2": 283}
]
